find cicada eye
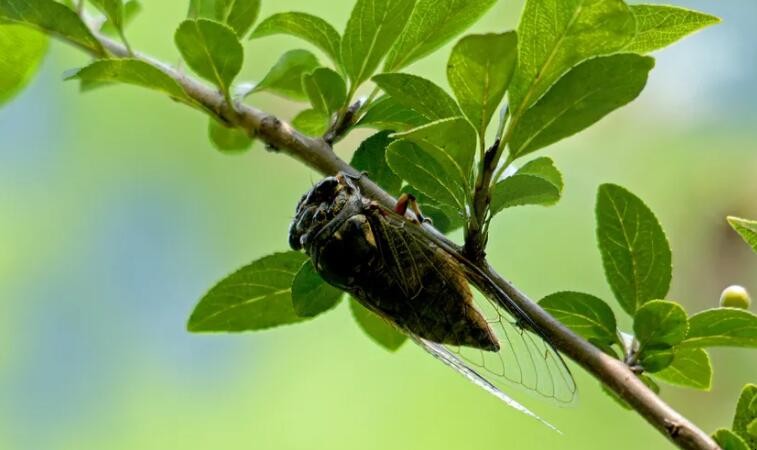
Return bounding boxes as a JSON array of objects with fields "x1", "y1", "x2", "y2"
[{"x1": 305, "y1": 177, "x2": 340, "y2": 205}]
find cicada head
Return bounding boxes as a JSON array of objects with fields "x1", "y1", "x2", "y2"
[{"x1": 288, "y1": 173, "x2": 361, "y2": 252}]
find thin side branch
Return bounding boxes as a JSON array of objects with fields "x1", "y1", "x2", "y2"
[{"x1": 88, "y1": 31, "x2": 719, "y2": 450}]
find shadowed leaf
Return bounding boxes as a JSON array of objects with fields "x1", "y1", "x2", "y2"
[
  {"x1": 302, "y1": 67, "x2": 346, "y2": 117},
  {"x1": 252, "y1": 49, "x2": 319, "y2": 100},
  {"x1": 350, "y1": 131, "x2": 402, "y2": 197},
  {"x1": 356, "y1": 95, "x2": 427, "y2": 131},
  {"x1": 208, "y1": 118, "x2": 253, "y2": 153},
  {"x1": 491, "y1": 157, "x2": 563, "y2": 213},
  {"x1": 373, "y1": 73, "x2": 460, "y2": 121},
  {"x1": 539, "y1": 291, "x2": 618, "y2": 346},
  {"x1": 350, "y1": 298, "x2": 407, "y2": 351},
  {"x1": 291, "y1": 260, "x2": 343, "y2": 318}
]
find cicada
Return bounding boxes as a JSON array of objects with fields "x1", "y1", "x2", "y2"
[{"x1": 289, "y1": 173, "x2": 576, "y2": 427}]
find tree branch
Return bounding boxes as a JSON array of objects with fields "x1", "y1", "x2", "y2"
[{"x1": 86, "y1": 30, "x2": 720, "y2": 450}]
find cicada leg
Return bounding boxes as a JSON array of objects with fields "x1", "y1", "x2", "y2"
[{"x1": 394, "y1": 193, "x2": 430, "y2": 224}]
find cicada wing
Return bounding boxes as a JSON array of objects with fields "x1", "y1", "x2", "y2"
[
  {"x1": 366, "y1": 212, "x2": 426, "y2": 299},
  {"x1": 410, "y1": 335, "x2": 561, "y2": 433},
  {"x1": 447, "y1": 293, "x2": 578, "y2": 406}
]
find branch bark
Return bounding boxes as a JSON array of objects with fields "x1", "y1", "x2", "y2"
[{"x1": 83, "y1": 29, "x2": 720, "y2": 450}]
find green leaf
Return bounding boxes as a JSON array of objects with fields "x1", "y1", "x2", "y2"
[
  {"x1": 291, "y1": 260, "x2": 344, "y2": 318},
  {"x1": 728, "y1": 216, "x2": 757, "y2": 254},
  {"x1": 292, "y1": 108, "x2": 329, "y2": 136},
  {"x1": 252, "y1": 49, "x2": 319, "y2": 100},
  {"x1": 653, "y1": 347, "x2": 712, "y2": 390},
  {"x1": 350, "y1": 298, "x2": 407, "y2": 351},
  {"x1": 625, "y1": 5, "x2": 720, "y2": 54},
  {"x1": 356, "y1": 95, "x2": 427, "y2": 131},
  {"x1": 175, "y1": 19, "x2": 243, "y2": 98},
  {"x1": 0, "y1": 0, "x2": 105, "y2": 56},
  {"x1": 510, "y1": 0, "x2": 636, "y2": 114},
  {"x1": 188, "y1": 252, "x2": 309, "y2": 332},
  {"x1": 447, "y1": 32, "x2": 517, "y2": 140},
  {"x1": 538, "y1": 291, "x2": 618, "y2": 346},
  {"x1": 372, "y1": 73, "x2": 461, "y2": 122},
  {"x1": 634, "y1": 300, "x2": 688, "y2": 349},
  {"x1": 302, "y1": 67, "x2": 346, "y2": 117},
  {"x1": 188, "y1": 0, "x2": 260, "y2": 37},
  {"x1": 733, "y1": 384, "x2": 757, "y2": 449},
  {"x1": 596, "y1": 184, "x2": 672, "y2": 316},
  {"x1": 0, "y1": 24, "x2": 47, "y2": 106},
  {"x1": 491, "y1": 157, "x2": 563, "y2": 214},
  {"x1": 64, "y1": 59, "x2": 194, "y2": 104},
  {"x1": 208, "y1": 118, "x2": 253, "y2": 153},
  {"x1": 89, "y1": 0, "x2": 124, "y2": 33},
  {"x1": 680, "y1": 308, "x2": 757, "y2": 349},
  {"x1": 384, "y1": 0, "x2": 497, "y2": 71},
  {"x1": 341, "y1": 0, "x2": 415, "y2": 89},
  {"x1": 101, "y1": 0, "x2": 140, "y2": 36},
  {"x1": 388, "y1": 117, "x2": 476, "y2": 210},
  {"x1": 748, "y1": 419, "x2": 757, "y2": 439},
  {"x1": 350, "y1": 131, "x2": 402, "y2": 197},
  {"x1": 509, "y1": 54, "x2": 654, "y2": 159},
  {"x1": 713, "y1": 429, "x2": 750, "y2": 450},
  {"x1": 250, "y1": 12, "x2": 341, "y2": 67}
]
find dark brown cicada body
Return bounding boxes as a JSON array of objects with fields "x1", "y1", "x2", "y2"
[
  {"x1": 289, "y1": 173, "x2": 498, "y2": 350},
  {"x1": 289, "y1": 173, "x2": 577, "y2": 424}
]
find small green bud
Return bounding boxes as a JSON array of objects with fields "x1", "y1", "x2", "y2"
[{"x1": 719, "y1": 285, "x2": 751, "y2": 309}]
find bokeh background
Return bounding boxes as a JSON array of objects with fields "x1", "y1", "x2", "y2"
[{"x1": 1, "y1": 1, "x2": 755, "y2": 449}]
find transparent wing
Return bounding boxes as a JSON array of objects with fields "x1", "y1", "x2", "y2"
[
  {"x1": 411, "y1": 335, "x2": 561, "y2": 433},
  {"x1": 447, "y1": 293, "x2": 578, "y2": 406},
  {"x1": 373, "y1": 206, "x2": 577, "y2": 406}
]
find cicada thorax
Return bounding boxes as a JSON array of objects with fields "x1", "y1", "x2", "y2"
[{"x1": 289, "y1": 175, "x2": 499, "y2": 352}]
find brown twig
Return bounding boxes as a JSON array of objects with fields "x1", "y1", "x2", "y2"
[{"x1": 69, "y1": 29, "x2": 721, "y2": 450}]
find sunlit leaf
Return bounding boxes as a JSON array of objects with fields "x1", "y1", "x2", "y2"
[
  {"x1": 350, "y1": 131, "x2": 402, "y2": 197},
  {"x1": 101, "y1": 0, "x2": 140, "y2": 36},
  {"x1": 188, "y1": 252, "x2": 308, "y2": 332},
  {"x1": 0, "y1": 0, "x2": 105, "y2": 56},
  {"x1": 447, "y1": 32, "x2": 517, "y2": 140},
  {"x1": 350, "y1": 298, "x2": 407, "y2": 351},
  {"x1": 372, "y1": 73, "x2": 460, "y2": 121},
  {"x1": 252, "y1": 49, "x2": 319, "y2": 100},
  {"x1": 713, "y1": 429, "x2": 750, "y2": 450},
  {"x1": 292, "y1": 108, "x2": 329, "y2": 136},
  {"x1": 510, "y1": 0, "x2": 635, "y2": 114},
  {"x1": 491, "y1": 157, "x2": 563, "y2": 213},
  {"x1": 509, "y1": 54, "x2": 654, "y2": 159},
  {"x1": 341, "y1": 0, "x2": 415, "y2": 89},
  {"x1": 384, "y1": 0, "x2": 497, "y2": 71},
  {"x1": 291, "y1": 260, "x2": 343, "y2": 318},
  {"x1": 638, "y1": 346, "x2": 674, "y2": 373},
  {"x1": 625, "y1": 4, "x2": 719, "y2": 54},
  {"x1": 64, "y1": 59, "x2": 194, "y2": 104},
  {"x1": 681, "y1": 308, "x2": 757, "y2": 349},
  {"x1": 652, "y1": 347, "x2": 711, "y2": 390},
  {"x1": 733, "y1": 384, "x2": 757, "y2": 449},
  {"x1": 174, "y1": 19, "x2": 243, "y2": 97},
  {"x1": 188, "y1": 0, "x2": 261, "y2": 38},
  {"x1": 0, "y1": 23, "x2": 47, "y2": 106},
  {"x1": 250, "y1": 12, "x2": 341, "y2": 67},
  {"x1": 89, "y1": 0, "x2": 124, "y2": 34},
  {"x1": 728, "y1": 216, "x2": 757, "y2": 254},
  {"x1": 596, "y1": 184, "x2": 672, "y2": 315}
]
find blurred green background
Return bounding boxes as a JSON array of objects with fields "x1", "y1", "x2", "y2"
[{"x1": 1, "y1": 1, "x2": 755, "y2": 449}]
